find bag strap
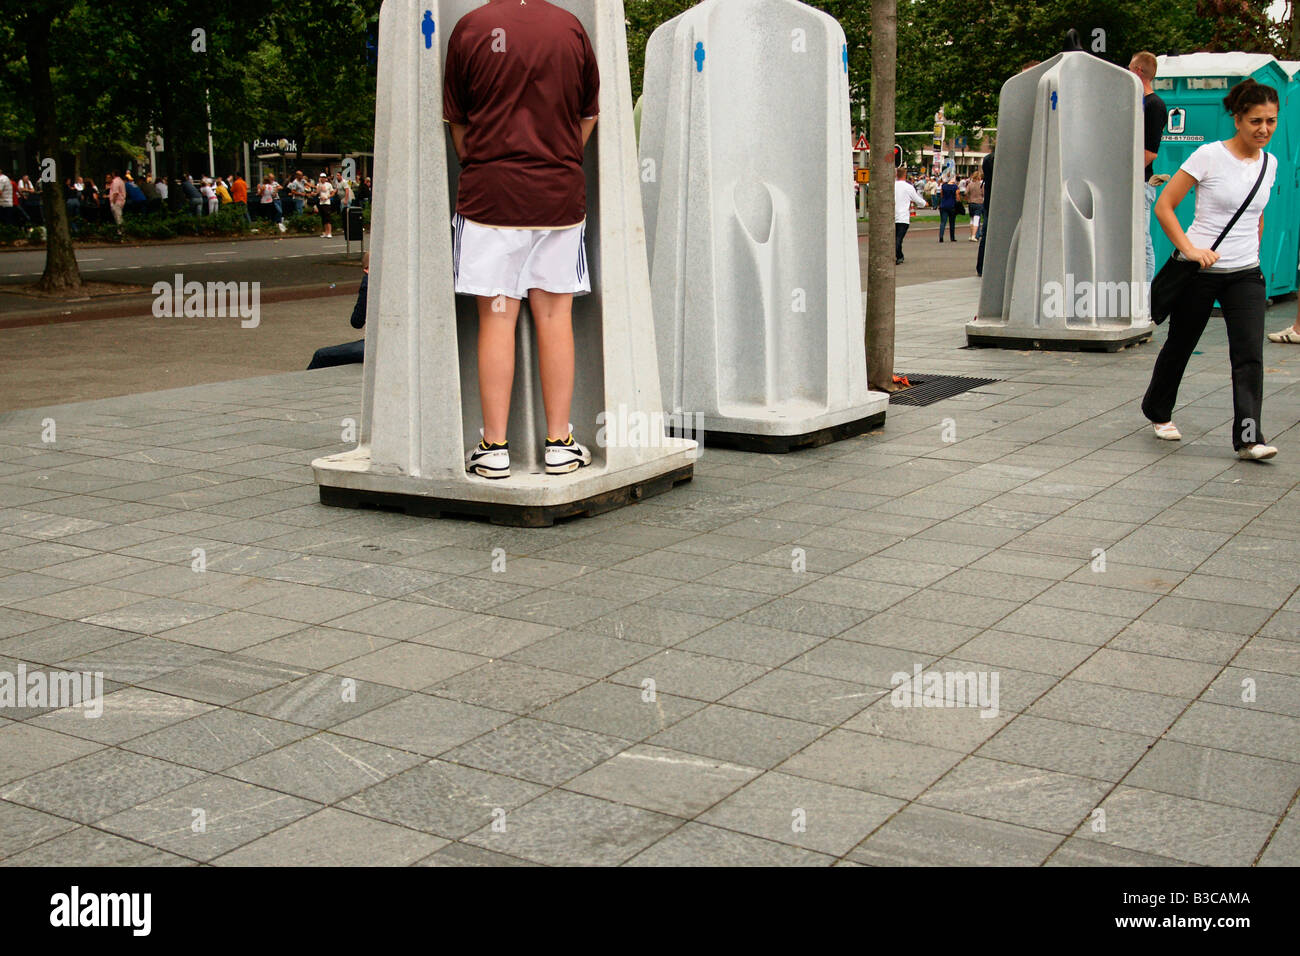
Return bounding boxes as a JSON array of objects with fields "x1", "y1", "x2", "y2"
[{"x1": 1210, "y1": 152, "x2": 1268, "y2": 252}]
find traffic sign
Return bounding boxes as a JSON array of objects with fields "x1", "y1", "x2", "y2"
[
  {"x1": 854, "y1": 168, "x2": 869, "y2": 184},
  {"x1": 854, "y1": 133, "x2": 868, "y2": 151}
]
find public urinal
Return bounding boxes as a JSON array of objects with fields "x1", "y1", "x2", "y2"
[
  {"x1": 639, "y1": 0, "x2": 888, "y2": 452},
  {"x1": 312, "y1": 0, "x2": 696, "y2": 527},
  {"x1": 969, "y1": 52, "x2": 1154, "y2": 351}
]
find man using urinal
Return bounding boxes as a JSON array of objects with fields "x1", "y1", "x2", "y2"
[{"x1": 444, "y1": 0, "x2": 600, "y2": 479}]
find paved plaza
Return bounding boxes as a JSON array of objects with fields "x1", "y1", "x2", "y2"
[{"x1": 0, "y1": 276, "x2": 1297, "y2": 866}]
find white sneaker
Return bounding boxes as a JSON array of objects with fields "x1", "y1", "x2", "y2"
[
  {"x1": 1153, "y1": 422, "x2": 1181, "y2": 441},
  {"x1": 545, "y1": 425, "x2": 592, "y2": 475},
  {"x1": 1238, "y1": 443, "x2": 1278, "y2": 461},
  {"x1": 277, "y1": 221, "x2": 286, "y2": 233},
  {"x1": 465, "y1": 435, "x2": 510, "y2": 478}
]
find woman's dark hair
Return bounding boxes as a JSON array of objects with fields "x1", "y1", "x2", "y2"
[{"x1": 1224, "y1": 78, "x2": 1279, "y2": 116}]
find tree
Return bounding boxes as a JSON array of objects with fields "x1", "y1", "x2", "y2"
[{"x1": 865, "y1": 0, "x2": 898, "y2": 392}]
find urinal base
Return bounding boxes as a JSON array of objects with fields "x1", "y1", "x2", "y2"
[
  {"x1": 318, "y1": 464, "x2": 694, "y2": 528},
  {"x1": 673, "y1": 410, "x2": 887, "y2": 454},
  {"x1": 965, "y1": 325, "x2": 1153, "y2": 352}
]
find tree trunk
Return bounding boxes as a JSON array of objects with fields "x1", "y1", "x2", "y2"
[
  {"x1": 865, "y1": 0, "x2": 897, "y2": 391},
  {"x1": 1290, "y1": 4, "x2": 1300, "y2": 58},
  {"x1": 25, "y1": 7, "x2": 82, "y2": 293}
]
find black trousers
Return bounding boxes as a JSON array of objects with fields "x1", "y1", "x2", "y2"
[
  {"x1": 894, "y1": 222, "x2": 909, "y2": 261},
  {"x1": 1142, "y1": 267, "x2": 1267, "y2": 449},
  {"x1": 307, "y1": 339, "x2": 364, "y2": 370}
]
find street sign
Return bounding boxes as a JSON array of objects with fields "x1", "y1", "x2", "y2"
[
  {"x1": 854, "y1": 133, "x2": 868, "y2": 151},
  {"x1": 855, "y1": 168, "x2": 869, "y2": 184}
]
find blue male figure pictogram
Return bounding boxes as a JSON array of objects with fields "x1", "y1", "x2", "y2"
[
  {"x1": 842, "y1": 43, "x2": 847, "y2": 73},
  {"x1": 694, "y1": 41, "x2": 705, "y2": 73},
  {"x1": 422, "y1": 10, "x2": 435, "y2": 49}
]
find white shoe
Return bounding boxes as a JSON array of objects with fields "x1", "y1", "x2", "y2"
[
  {"x1": 1238, "y1": 443, "x2": 1277, "y2": 461},
  {"x1": 465, "y1": 433, "x2": 510, "y2": 478},
  {"x1": 545, "y1": 425, "x2": 592, "y2": 475},
  {"x1": 1153, "y1": 422, "x2": 1181, "y2": 441},
  {"x1": 277, "y1": 221, "x2": 286, "y2": 233},
  {"x1": 1267, "y1": 327, "x2": 1300, "y2": 344}
]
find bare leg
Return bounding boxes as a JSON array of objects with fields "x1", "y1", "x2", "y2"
[
  {"x1": 477, "y1": 294, "x2": 521, "y2": 444},
  {"x1": 528, "y1": 288, "x2": 575, "y2": 440}
]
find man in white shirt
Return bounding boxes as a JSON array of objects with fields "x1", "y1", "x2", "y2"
[
  {"x1": 0, "y1": 167, "x2": 14, "y2": 226},
  {"x1": 894, "y1": 166, "x2": 926, "y2": 264}
]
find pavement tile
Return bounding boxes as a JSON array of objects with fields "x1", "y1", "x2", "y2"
[
  {"x1": 416, "y1": 843, "x2": 541, "y2": 866},
  {"x1": 976, "y1": 714, "x2": 1152, "y2": 782},
  {"x1": 506, "y1": 631, "x2": 660, "y2": 679},
  {"x1": 778, "y1": 728, "x2": 963, "y2": 799},
  {"x1": 212, "y1": 808, "x2": 445, "y2": 866},
  {"x1": 232, "y1": 672, "x2": 407, "y2": 729},
  {"x1": 122, "y1": 707, "x2": 312, "y2": 772},
  {"x1": 627, "y1": 821, "x2": 833, "y2": 866},
  {"x1": 332, "y1": 693, "x2": 511, "y2": 759},
  {"x1": 1200, "y1": 667, "x2": 1300, "y2": 718},
  {"x1": 29, "y1": 687, "x2": 214, "y2": 744},
  {"x1": 0, "y1": 799, "x2": 79, "y2": 859},
  {"x1": 444, "y1": 717, "x2": 630, "y2": 786},
  {"x1": 534, "y1": 681, "x2": 704, "y2": 741},
  {"x1": 1124, "y1": 738, "x2": 1300, "y2": 814},
  {"x1": 226, "y1": 732, "x2": 426, "y2": 804},
  {"x1": 1071, "y1": 648, "x2": 1218, "y2": 698},
  {"x1": 462, "y1": 789, "x2": 682, "y2": 866},
  {"x1": 719, "y1": 668, "x2": 879, "y2": 725},
  {"x1": 917, "y1": 756, "x2": 1110, "y2": 834},
  {"x1": 139, "y1": 654, "x2": 309, "y2": 705},
  {"x1": 1165, "y1": 701, "x2": 1300, "y2": 763},
  {"x1": 648, "y1": 704, "x2": 825, "y2": 770},
  {"x1": 0, "y1": 825, "x2": 194, "y2": 867},
  {"x1": 0, "y1": 722, "x2": 104, "y2": 786},
  {"x1": 565, "y1": 744, "x2": 759, "y2": 817},
  {"x1": 848, "y1": 804, "x2": 1061, "y2": 866},
  {"x1": 0, "y1": 749, "x2": 205, "y2": 823}
]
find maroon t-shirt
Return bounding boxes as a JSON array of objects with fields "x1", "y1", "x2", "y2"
[{"x1": 443, "y1": 0, "x2": 599, "y2": 228}]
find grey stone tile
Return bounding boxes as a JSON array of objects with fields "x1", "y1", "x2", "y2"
[
  {"x1": 0, "y1": 799, "x2": 79, "y2": 859},
  {"x1": 648, "y1": 704, "x2": 824, "y2": 769},
  {"x1": 413, "y1": 614, "x2": 558, "y2": 658},
  {"x1": 930, "y1": 568, "x2": 1054, "y2": 603},
  {"x1": 700, "y1": 771, "x2": 902, "y2": 857},
  {"x1": 778, "y1": 729, "x2": 963, "y2": 800},
  {"x1": 0, "y1": 825, "x2": 194, "y2": 866},
  {"x1": 1109, "y1": 620, "x2": 1248, "y2": 666},
  {"x1": 242, "y1": 586, "x2": 381, "y2": 625},
  {"x1": 0, "y1": 749, "x2": 205, "y2": 823},
  {"x1": 1079, "y1": 785, "x2": 1276, "y2": 866},
  {"x1": 848, "y1": 804, "x2": 1061, "y2": 866},
  {"x1": 1232, "y1": 638, "x2": 1300, "y2": 678},
  {"x1": 139, "y1": 654, "x2": 309, "y2": 705},
  {"x1": 322, "y1": 599, "x2": 465, "y2": 641},
  {"x1": 1201, "y1": 667, "x2": 1300, "y2": 718},
  {"x1": 534, "y1": 682, "x2": 704, "y2": 740},
  {"x1": 640, "y1": 581, "x2": 774, "y2": 618},
  {"x1": 428, "y1": 660, "x2": 589, "y2": 714},
  {"x1": 977, "y1": 714, "x2": 1152, "y2": 781},
  {"x1": 627, "y1": 821, "x2": 834, "y2": 866},
  {"x1": 577, "y1": 605, "x2": 721, "y2": 646},
  {"x1": 994, "y1": 604, "x2": 1129, "y2": 645},
  {"x1": 844, "y1": 698, "x2": 1012, "y2": 752},
  {"x1": 608, "y1": 649, "x2": 766, "y2": 703},
  {"x1": 1028, "y1": 678, "x2": 1187, "y2": 736},
  {"x1": 1138, "y1": 595, "x2": 1274, "y2": 636},
  {"x1": 12, "y1": 584, "x2": 143, "y2": 621},
  {"x1": 838, "y1": 613, "x2": 982, "y2": 657},
  {"x1": 416, "y1": 842, "x2": 540, "y2": 867},
  {"x1": 1125, "y1": 739, "x2": 1300, "y2": 814},
  {"x1": 1105, "y1": 527, "x2": 1232, "y2": 572},
  {"x1": 565, "y1": 744, "x2": 759, "y2": 817},
  {"x1": 1045, "y1": 836, "x2": 1189, "y2": 866},
  {"x1": 884, "y1": 590, "x2": 1021, "y2": 629},
  {"x1": 98, "y1": 775, "x2": 318, "y2": 862},
  {"x1": 955, "y1": 630, "x2": 1095, "y2": 677},
  {"x1": 332, "y1": 693, "x2": 511, "y2": 758},
  {"x1": 123, "y1": 707, "x2": 311, "y2": 772},
  {"x1": 1258, "y1": 818, "x2": 1300, "y2": 866},
  {"x1": 55, "y1": 635, "x2": 215, "y2": 685},
  {"x1": 341, "y1": 759, "x2": 546, "y2": 838},
  {"x1": 213, "y1": 808, "x2": 445, "y2": 866},
  {"x1": 410, "y1": 576, "x2": 536, "y2": 613},
  {"x1": 81, "y1": 598, "x2": 225, "y2": 635},
  {"x1": 838, "y1": 556, "x2": 959, "y2": 589},
  {"x1": 0, "y1": 620, "x2": 138, "y2": 665},
  {"x1": 30, "y1": 687, "x2": 214, "y2": 744},
  {"x1": 156, "y1": 611, "x2": 308, "y2": 652},
  {"x1": 1166, "y1": 701, "x2": 1300, "y2": 763},
  {"x1": 677, "y1": 621, "x2": 823, "y2": 667},
  {"x1": 463, "y1": 789, "x2": 682, "y2": 866},
  {"x1": 719, "y1": 668, "x2": 877, "y2": 725},
  {"x1": 0, "y1": 723, "x2": 103, "y2": 786},
  {"x1": 243, "y1": 626, "x2": 393, "y2": 671},
  {"x1": 917, "y1": 756, "x2": 1111, "y2": 834},
  {"x1": 444, "y1": 717, "x2": 629, "y2": 786},
  {"x1": 232, "y1": 672, "x2": 407, "y2": 729},
  {"x1": 1071, "y1": 648, "x2": 1218, "y2": 698},
  {"x1": 340, "y1": 642, "x2": 486, "y2": 692},
  {"x1": 790, "y1": 639, "x2": 939, "y2": 689},
  {"x1": 226, "y1": 732, "x2": 426, "y2": 804},
  {"x1": 507, "y1": 631, "x2": 659, "y2": 679}
]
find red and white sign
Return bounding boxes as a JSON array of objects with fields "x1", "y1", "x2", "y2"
[{"x1": 853, "y1": 133, "x2": 868, "y2": 151}]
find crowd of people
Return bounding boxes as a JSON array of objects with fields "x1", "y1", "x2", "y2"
[{"x1": 0, "y1": 166, "x2": 372, "y2": 236}]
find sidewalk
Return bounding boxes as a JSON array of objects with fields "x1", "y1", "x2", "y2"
[{"x1": 0, "y1": 277, "x2": 1296, "y2": 866}]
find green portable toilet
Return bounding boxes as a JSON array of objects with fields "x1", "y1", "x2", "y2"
[{"x1": 1150, "y1": 53, "x2": 1296, "y2": 298}]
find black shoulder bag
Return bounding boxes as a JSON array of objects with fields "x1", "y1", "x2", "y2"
[{"x1": 1150, "y1": 152, "x2": 1268, "y2": 325}]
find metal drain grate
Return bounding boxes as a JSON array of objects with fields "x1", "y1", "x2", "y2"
[{"x1": 889, "y1": 373, "x2": 1001, "y2": 407}]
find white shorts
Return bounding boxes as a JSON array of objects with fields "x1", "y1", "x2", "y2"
[{"x1": 452, "y1": 214, "x2": 591, "y2": 300}]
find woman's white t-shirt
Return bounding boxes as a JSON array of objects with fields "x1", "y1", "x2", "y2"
[{"x1": 1181, "y1": 141, "x2": 1275, "y2": 271}]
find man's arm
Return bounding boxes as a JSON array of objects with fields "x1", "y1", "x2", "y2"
[
  {"x1": 449, "y1": 123, "x2": 468, "y2": 162},
  {"x1": 1144, "y1": 149, "x2": 1158, "y2": 167},
  {"x1": 579, "y1": 116, "x2": 598, "y2": 148}
]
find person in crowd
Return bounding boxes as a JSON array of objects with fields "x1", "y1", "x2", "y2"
[
  {"x1": 155, "y1": 176, "x2": 169, "y2": 203},
  {"x1": 81, "y1": 177, "x2": 100, "y2": 223},
  {"x1": 333, "y1": 171, "x2": 353, "y2": 211},
  {"x1": 0, "y1": 166, "x2": 15, "y2": 227},
  {"x1": 124, "y1": 175, "x2": 147, "y2": 215},
  {"x1": 315, "y1": 172, "x2": 335, "y2": 237},
  {"x1": 107, "y1": 170, "x2": 127, "y2": 227},
  {"x1": 977, "y1": 146, "x2": 994, "y2": 276},
  {"x1": 308, "y1": 252, "x2": 369, "y2": 369},
  {"x1": 215, "y1": 177, "x2": 231, "y2": 205},
  {"x1": 356, "y1": 175, "x2": 372, "y2": 206},
  {"x1": 937, "y1": 172, "x2": 959, "y2": 242},
  {"x1": 64, "y1": 177, "x2": 81, "y2": 227},
  {"x1": 445, "y1": 0, "x2": 598, "y2": 478},
  {"x1": 288, "y1": 170, "x2": 309, "y2": 216},
  {"x1": 258, "y1": 174, "x2": 286, "y2": 232},
  {"x1": 181, "y1": 174, "x2": 203, "y2": 215},
  {"x1": 201, "y1": 177, "x2": 218, "y2": 215},
  {"x1": 966, "y1": 169, "x2": 984, "y2": 242},
  {"x1": 1143, "y1": 79, "x2": 1279, "y2": 460},
  {"x1": 1130, "y1": 50, "x2": 1167, "y2": 283},
  {"x1": 229, "y1": 172, "x2": 250, "y2": 223},
  {"x1": 893, "y1": 165, "x2": 925, "y2": 265}
]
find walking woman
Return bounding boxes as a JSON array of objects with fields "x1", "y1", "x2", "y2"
[{"x1": 1142, "y1": 78, "x2": 1279, "y2": 460}]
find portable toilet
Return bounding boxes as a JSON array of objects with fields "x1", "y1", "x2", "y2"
[
  {"x1": 638, "y1": 0, "x2": 889, "y2": 452},
  {"x1": 1151, "y1": 53, "x2": 1297, "y2": 299},
  {"x1": 969, "y1": 52, "x2": 1153, "y2": 351},
  {"x1": 312, "y1": 0, "x2": 697, "y2": 527}
]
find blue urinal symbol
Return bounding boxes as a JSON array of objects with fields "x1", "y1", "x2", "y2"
[
  {"x1": 422, "y1": 10, "x2": 435, "y2": 49},
  {"x1": 694, "y1": 41, "x2": 705, "y2": 73},
  {"x1": 842, "y1": 44, "x2": 848, "y2": 73},
  {"x1": 1051, "y1": 90, "x2": 1058, "y2": 111}
]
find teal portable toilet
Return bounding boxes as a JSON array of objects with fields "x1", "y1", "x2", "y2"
[{"x1": 1150, "y1": 53, "x2": 1297, "y2": 298}]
